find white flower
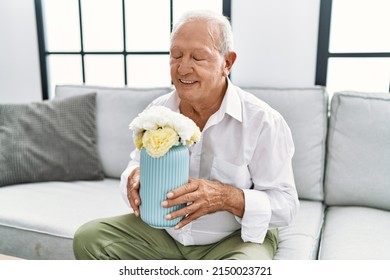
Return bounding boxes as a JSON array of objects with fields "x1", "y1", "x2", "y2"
[{"x1": 129, "y1": 106, "x2": 201, "y2": 158}]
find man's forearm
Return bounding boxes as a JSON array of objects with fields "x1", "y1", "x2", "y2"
[{"x1": 222, "y1": 183, "x2": 245, "y2": 218}]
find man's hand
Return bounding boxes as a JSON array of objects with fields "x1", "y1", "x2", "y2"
[
  {"x1": 127, "y1": 167, "x2": 141, "y2": 217},
  {"x1": 161, "y1": 178, "x2": 245, "y2": 229}
]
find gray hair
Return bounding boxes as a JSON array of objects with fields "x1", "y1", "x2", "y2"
[{"x1": 171, "y1": 10, "x2": 234, "y2": 55}]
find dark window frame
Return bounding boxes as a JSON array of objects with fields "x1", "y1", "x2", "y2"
[
  {"x1": 315, "y1": 0, "x2": 390, "y2": 92},
  {"x1": 35, "y1": 0, "x2": 232, "y2": 100}
]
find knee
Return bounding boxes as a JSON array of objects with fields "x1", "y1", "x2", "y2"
[{"x1": 73, "y1": 220, "x2": 101, "y2": 259}]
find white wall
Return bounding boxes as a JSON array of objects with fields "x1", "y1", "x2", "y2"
[
  {"x1": 0, "y1": 0, "x2": 41, "y2": 103},
  {"x1": 231, "y1": 0, "x2": 321, "y2": 87},
  {"x1": 0, "y1": 0, "x2": 321, "y2": 103}
]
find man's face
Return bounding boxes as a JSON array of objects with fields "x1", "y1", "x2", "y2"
[{"x1": 170, "y1": 20, "x2": 230, "y2": 105}]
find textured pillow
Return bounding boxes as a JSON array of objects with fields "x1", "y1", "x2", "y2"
[{"x1": 0, "y1": 93, "x2": 104, "y2": 187}]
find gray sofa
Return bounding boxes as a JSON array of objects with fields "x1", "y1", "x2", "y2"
[{"x1": 0, "y1": 84, "x2": 389, "y2": 260}]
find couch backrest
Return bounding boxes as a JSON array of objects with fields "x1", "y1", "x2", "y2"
[
  {"x1": 243, "y1": 87, "x2": 328, "y2": 201},
  {"x1": 55, "y1": 84, "x2": 330, "y2": 202},
  {"x1": 325, "y1": 91, "x2": 390, "y2": 211},
  {"x1": 55, "y1": 85, "x2": 172, "y2": 178}
]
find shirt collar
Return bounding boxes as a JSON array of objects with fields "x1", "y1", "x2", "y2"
[{"x1": 222, "y1": 78, "x2": 243, "y2": 122}]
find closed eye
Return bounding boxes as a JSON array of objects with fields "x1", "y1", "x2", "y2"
[
  {"x1": 194, "y1": 57, "x2": 205, "y2": 61},
  {"x1": 170, "y1": 49, "x2": 182, "y2": 59}
]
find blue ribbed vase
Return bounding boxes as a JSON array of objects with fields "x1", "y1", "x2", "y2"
[{"x1": 139, "y1": 144, "x2": 189, "y2": 228}]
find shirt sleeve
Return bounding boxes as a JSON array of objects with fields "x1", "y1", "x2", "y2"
[
  {"x1": 237, "y1": 112, "x2": 299, "y2": 243},
  {"x1": 119, "y1": 149, "x2": 141, "y2": 208}
]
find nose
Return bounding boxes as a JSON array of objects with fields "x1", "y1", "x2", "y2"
[{"x1": 178, "y1": 57, "x2": 193, "y2": 76}]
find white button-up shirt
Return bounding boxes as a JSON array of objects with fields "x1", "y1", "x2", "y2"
[{"x1": 119, "y1": 80, "x2": 299, "y2": 246}]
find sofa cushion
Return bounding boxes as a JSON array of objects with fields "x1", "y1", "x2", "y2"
[
  {"x1": 0, "y1": 93, "x2": 103, "y2": 187},
  {"x1": 0, "y1": 179, "x2": 128, "y2": 237},
  {"x1": 325, "y1": 91, "x2": 390, "y2": 210},
  {"x1": 0, "y1": 179, "x2": 129, "y2": 259},
  {"x1": 319, "y1": 206, "x2": 390, "y2": 259},
  {"x1": 274, "y1": 200, "x2": 324, "y2": 260},
  {"x1": 55, "y1": 85, "x2": 172, "y2": 178},
  {"x1": 243, "y1": 87, "x2": 328, "y2": 201},
  {"x1": 0, "y1": 225, "x2": 74, "y2": 260}
]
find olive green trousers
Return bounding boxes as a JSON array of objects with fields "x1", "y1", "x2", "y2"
[{"x1": 73, "y1": 214, "x2": 278, "y2": 260}]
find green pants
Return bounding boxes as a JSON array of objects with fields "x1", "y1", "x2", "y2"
[{"x1": 73, "y1": 214, "x2": 278, "y2": 260}]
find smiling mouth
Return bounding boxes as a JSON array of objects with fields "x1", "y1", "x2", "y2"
[{"x1": 179, "y1": 79, "x2": 197, "y2": 85}]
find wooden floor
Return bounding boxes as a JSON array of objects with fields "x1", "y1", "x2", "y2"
[{"x1": 0, "y1": 254, "x2": 22, "y2": 260}]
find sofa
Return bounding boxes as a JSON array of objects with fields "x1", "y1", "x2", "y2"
[{"x1": 0, "y1": 84, "x2": 389, "y2": 260}]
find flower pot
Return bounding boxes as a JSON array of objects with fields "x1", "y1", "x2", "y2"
[{"x1": 139, "y1": 144, "x2": 189, "y2": 228}]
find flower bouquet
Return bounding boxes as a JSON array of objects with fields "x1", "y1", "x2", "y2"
[{"x1": 129, "y1": 106, "x2": 201, "y2": 228}]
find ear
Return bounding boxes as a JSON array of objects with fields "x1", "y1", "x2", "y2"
[{"x1": 223, "y1": 51, "x2": 237, "y2": 77}]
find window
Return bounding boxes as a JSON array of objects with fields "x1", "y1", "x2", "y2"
[
  {"x1": 316, "y1": 0, "x2": 390, "y2": 99},
  {"x1": 35, "y1": 0, "x2": 231, "y2": 99}
]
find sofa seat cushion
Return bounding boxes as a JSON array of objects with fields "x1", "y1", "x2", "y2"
[
  {"x1": 0, "y1": 225, "x2": 75, "y2": 260},
  {"x1": 319, "y1": 206, "x2": 390, "y2": 259},
  {"x1": 55, "y1": 85, "x2": 172, "y2": 179},
  {"x1": 274, "y1": 200, "x2": 325, "y2": 260},
  {"x1": 243, "y1": 87, "x2": 328, "y2": 201},
  {"x1": 0, "y1": 179, "x2": 129, "y2": 238}
]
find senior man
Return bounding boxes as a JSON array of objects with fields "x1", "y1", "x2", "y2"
[{"x1": 73, "y1": 10, "x2": 299, "y2": 260}]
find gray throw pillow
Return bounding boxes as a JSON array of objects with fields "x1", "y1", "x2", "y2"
[{"x1": 0, "y1": 93, "x2": 104, "y2": 187}]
